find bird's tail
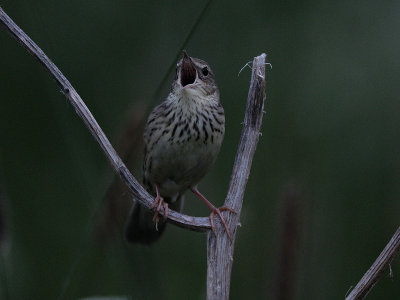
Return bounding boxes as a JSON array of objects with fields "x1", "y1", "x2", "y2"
[{"x1": 124, "y1": 195, "x2": 184, "y2": 245}]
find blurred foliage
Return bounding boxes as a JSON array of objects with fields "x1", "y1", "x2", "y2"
[{"x1": 1, "y1": 0, "x2": 400, "y2": 299}]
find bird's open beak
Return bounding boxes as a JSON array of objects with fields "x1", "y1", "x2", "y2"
[{"x1": 180, "y1": 51, "x2": 197, "y2": 87}]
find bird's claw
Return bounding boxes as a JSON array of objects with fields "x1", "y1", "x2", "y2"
[
  {"x1": 209, "y1": 206, "x2": 235, "y2": 241},
  {"x1": 151, "y1": 195, "x2": 168, "y2": 228}
]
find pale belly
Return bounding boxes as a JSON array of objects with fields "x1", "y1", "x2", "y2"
[{"x1": 148, "y1": 137, "x2": 221, "y2": 197}]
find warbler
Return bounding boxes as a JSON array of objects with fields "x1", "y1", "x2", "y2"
[{"x1": 125, "y1": 51, "x2": 232, "y2": 244}]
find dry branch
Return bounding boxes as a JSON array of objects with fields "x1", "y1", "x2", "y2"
[
  {"x1": 346, "y1": 226, "x2": 400, "y2": 300},
  {"x1": 206, "y1": 53, "x2": 267, "y2": 300}
]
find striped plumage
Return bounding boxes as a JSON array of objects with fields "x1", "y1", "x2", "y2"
[{"x1": 125, "y1": 51, "x2": 229, "y2": 245}]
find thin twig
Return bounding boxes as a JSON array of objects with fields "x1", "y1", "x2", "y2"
[
  {"x1": 0, "y1": 6, "x2": 210, "y2": 232},
  {"x1": 206, "y1": 53, "x2": 267, "y2": 300},
  {"x1": 346, "y1": 226, "x2": 400, "y2": 300}
]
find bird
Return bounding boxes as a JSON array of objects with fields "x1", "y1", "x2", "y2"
[{"x1": 124, "y1": 51, "x2": 233, "y2": 245}]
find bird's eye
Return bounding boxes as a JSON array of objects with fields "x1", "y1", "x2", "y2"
[{"x1": 202, "y1": 67, "x2": 209, "y2": 76}]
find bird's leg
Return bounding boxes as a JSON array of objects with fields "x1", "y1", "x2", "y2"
[
  {"x1": 190, "y1": 187, "x2": 235, "y2": 240},
  {"x1": 151, "y1": 185, "x2": 169, "y2": 227}
]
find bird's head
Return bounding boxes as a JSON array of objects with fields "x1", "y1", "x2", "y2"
[{"x1": 171, "y1": 51, "x2": 219, "y2": 100}]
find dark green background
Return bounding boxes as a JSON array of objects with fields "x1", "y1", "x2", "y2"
[{"x1": 1, "y1": 0, "x2": 400, "y2": 299}]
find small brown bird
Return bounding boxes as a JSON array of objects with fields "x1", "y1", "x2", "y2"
[{"x1": 125, "y1": 51, "x2": 233, "y2": 244}]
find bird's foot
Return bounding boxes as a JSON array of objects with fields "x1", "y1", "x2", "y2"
[
  {"x1": 190, "y1": 187, "x2": 235, "y2": 240},
  {"x1": 209, "y1": 206, "x2": 235, "y2": 241},
  {"x1": 151, "y1": 186, "x2": 168, "y2": 230}
]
